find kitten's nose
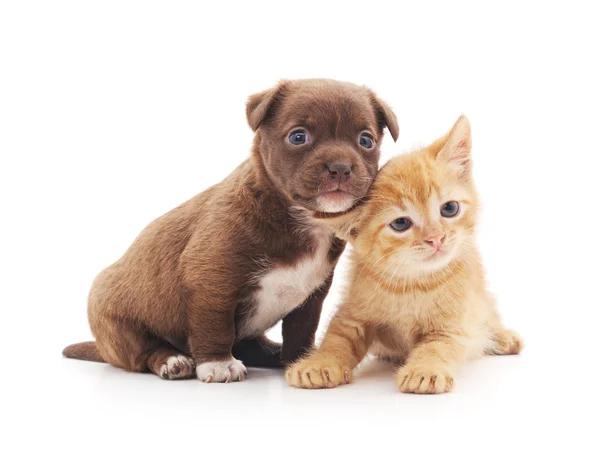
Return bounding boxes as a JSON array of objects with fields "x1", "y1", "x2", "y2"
[
  {"x1": 425, "y1": 234, "x2": 445, "y2": 251},
  {"x1": 327, "y1": 163, "x2": 352, "y2": 182}
]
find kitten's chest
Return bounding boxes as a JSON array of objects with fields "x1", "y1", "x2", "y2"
[
  {"x1": 238, "y1": 227, "x2": 333, "y2": 338},
  {"x1": 374, "y1": 288, "x2": 450, "y2": 337},
  {"x1": 370, "y1": 292, "x2": 442, "y2": 355}
]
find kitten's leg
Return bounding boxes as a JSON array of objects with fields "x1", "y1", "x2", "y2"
[
  {"x1": 487, "y1": 328, "x2": 524, "y2": 355},
  {"x1": 396, "y1": 333, "x2": 468, "y2": 394},
  {"x1": 485, "y1": 304, "x2": 524, "y2": 355},
  {"x1": 483, "y1": 293, "x2": 524, "y2": 355},
  {"x1": 286, "y1": 311, "x2": 372, "y2": 389}
]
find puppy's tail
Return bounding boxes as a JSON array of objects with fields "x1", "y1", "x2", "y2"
[{"x1": 62, "y1": 341, "x2": 105, "y2": 363}]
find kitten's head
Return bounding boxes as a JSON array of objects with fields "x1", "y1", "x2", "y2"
[{"x1": 316, "y1": 116, "x2": 478, "y2": 277}]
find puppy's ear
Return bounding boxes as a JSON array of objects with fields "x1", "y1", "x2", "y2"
[
  {"x1": 246, "y1": 81, "x2": 289, "y2": 132},
  {"x1": 313, "y1": 205, "x2": 368, "y2": 243},
  {"x1": 370, "y1": 92, "x2": 399, "y2": 142}
]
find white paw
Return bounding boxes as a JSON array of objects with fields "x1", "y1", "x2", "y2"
[
  {"x1": 159, "y1": 355, "x2": 195, "y2": 380},
  {"x1": 196, "y1": 358, "x2": 247, "y2": 383}
]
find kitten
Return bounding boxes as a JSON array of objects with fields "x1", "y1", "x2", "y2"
[{"x1": 286, "y1": 116, "x2": 523, "y2": 394}]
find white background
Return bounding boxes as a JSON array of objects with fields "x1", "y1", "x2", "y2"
[{"x1": 1, "y1": 1, "x2": 599, "y2": 452}]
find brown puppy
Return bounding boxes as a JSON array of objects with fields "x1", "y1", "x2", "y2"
[{"x1": 63, "y1": 79, "x2": 399, "y2": 382}]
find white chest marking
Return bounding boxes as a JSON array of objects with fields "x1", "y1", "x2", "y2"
[{"x1": 240, "y1": 227, "x2": 333, "y2": 339}]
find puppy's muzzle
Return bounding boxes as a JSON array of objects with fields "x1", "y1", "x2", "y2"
[{"x1": 327, "y1": 163, "x2": 352, "y2": 183}]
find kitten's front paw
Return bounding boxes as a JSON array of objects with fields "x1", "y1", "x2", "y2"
[
  {"x1": 396, "y1": 363, "x2": 454, "y2": 394},
  {"x1": 196, "y1": 358, "x2": 247, "y2": 383},
  {"x1": 286, "y1": 357, "x2": 352, "y2": 389}
]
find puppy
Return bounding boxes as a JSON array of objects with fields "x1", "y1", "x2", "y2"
[{"x1": 63, "y1": 79, "x2": 399, "y2": 382}]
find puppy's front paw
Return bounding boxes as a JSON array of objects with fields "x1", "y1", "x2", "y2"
[
  {"x1": 196, "y1": 358, "x2": 247, "y2": 383},
  {"x1": 396, "y1": 363, "x2": 454, "y2": 394},
  {"x1": 286, "y1": 357, "x2": 352, "y2": 389}
]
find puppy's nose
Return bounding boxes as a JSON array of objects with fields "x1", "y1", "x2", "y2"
[{"x1": 327, "y1": 163, "x2": 352, "y2": 182}]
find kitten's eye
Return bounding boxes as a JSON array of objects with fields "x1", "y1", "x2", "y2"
[
  {"x1": 359, "y1": 134, "x2": 374, "y2": 149},
  {"x1": 390, "y1": 217, "x2": 412, "y2": 232},
  {"x1": 441, "y1": 201, "x2": 460, "y2": 218},
  {"x1": 289, "y1": 130, "x2": 309, "y2": 145}
]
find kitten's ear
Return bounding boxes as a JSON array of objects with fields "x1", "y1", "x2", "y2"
[
  {"x1": 313, "y1": 205, "x2": 368, "y2": 243},
  {"x1": 436, "y1": 115, "x2": 472, "y2": 180},
  {"x1": 246, "y1": 80, "x2": 289, "y2": 131}
]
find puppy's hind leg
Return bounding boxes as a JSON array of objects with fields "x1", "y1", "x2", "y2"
[
  {"x1": 94, "y1": 318, "x2": 194, "y2": 379},
  {"x1": 146, "y1": 347, "x2": 196, "y2": 380}
]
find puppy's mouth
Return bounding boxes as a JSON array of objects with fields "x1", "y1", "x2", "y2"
[
  {"x1": 293, "y1": 189, "x2": 356, "y2": 213},
  {"x1": 315, "y1": 189, "x2": 356, "y2": 213}
]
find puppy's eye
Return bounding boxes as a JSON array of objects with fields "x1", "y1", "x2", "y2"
[
  {"x1": 359, "y1": 134, "x2": 374, "y2": 149},
  {"x1": 289, "y1": 130, "x2": 309, "y2": 145},
  {"x1": 390, "y1": 217, "x2": 412, "y2": 232},
  {"x1": 441, "y1": 201, "x2": 460, "y2": 218}
]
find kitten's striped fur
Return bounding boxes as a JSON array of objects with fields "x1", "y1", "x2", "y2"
[{"x1": 286, "y1": 116, "x2": 523, "y2": 393}]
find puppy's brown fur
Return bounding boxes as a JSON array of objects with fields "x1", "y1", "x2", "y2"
[{"x1": 63, "y1": 79, "x2": 398, "y2": 382}]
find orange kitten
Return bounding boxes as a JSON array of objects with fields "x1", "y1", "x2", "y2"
[{"x1": 286, "y1": 116, "x2": 523, "y2": 394}]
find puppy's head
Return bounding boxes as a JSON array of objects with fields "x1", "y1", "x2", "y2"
[{"x1": 247, "y1": 79, "x2": 399, "y2": 213}]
